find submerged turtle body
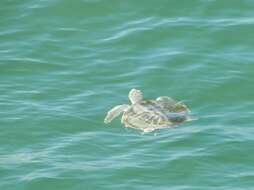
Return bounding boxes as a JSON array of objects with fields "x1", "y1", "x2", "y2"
[{"x1": 104, "y1": 89, "x2": 192, "y2": 132}]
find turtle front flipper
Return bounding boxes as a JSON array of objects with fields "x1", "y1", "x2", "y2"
[{"x1": 104, "y1": 104, "x2": 130, "y2": 124}]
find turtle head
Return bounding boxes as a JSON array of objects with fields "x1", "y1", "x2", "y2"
[{"x1": 128, "y1": 89, "x2": 143, "y2": 104}]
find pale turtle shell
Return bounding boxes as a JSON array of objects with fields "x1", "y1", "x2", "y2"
[{"x1": 121, "y1": 99, "x2": 189, "y2": 131}]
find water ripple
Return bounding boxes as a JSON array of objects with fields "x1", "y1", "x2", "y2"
[{"x1": 1, "y1": 0, "x2": 254, "y2": 189}]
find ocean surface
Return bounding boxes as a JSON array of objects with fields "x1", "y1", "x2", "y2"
[{"x1": 1, "y1": 0, "x2": 254, "y2": 189}]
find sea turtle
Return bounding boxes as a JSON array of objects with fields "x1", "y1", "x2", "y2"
[{"x1": 104, "y1": 89, "x2": 192, "y2": 132}]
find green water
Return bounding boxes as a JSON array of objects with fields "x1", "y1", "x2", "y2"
[{"x1": 1, "y1": 0, "x2": 254, "y2": 189}]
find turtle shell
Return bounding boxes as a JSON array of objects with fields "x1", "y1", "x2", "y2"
[
  {"x1": 121, "y1": 99, "x2": 190, "y2": 131},
  {"x1": 121, "y1": 100, "x2": 172, "y2": 130}
]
